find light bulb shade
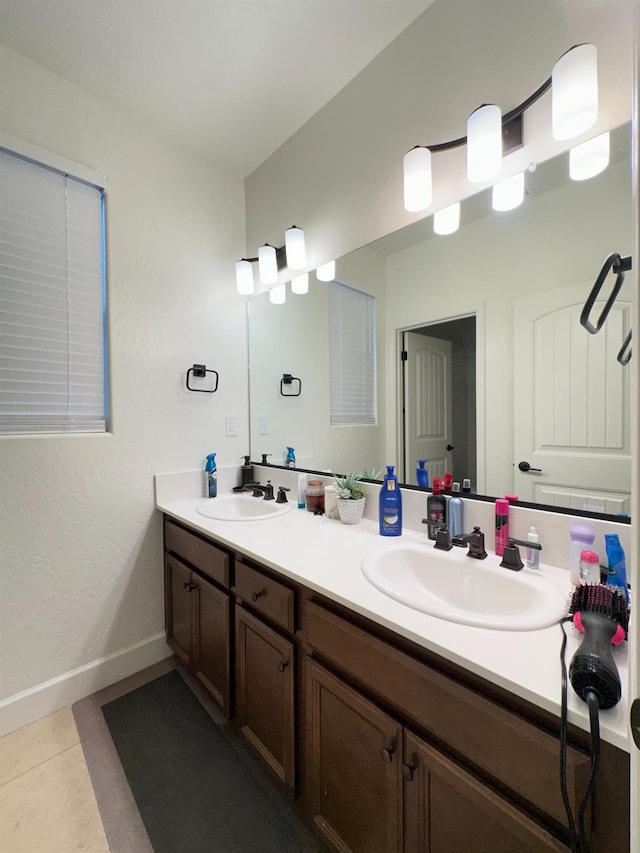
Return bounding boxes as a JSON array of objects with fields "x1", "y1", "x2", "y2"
[
  {"x1": 291, "y1": 273, "x2": 309, "y2": 294},
  {"x1": 492, "y1": 171, "x2": 525, "y2": 211},
  {"x1": 569, "y1": 131, "x2": 609, "y2": 181},
  {"x1": 269, "y1": 283, "x2": 286, "y2": 304},
  {"x1": 285, "y1": 226, "x2": 306, "y2": 270},
  {"x1": 552, "y1": 44, "x2": 598, "y2": 141},
  {"x1": 403, "y1": 147, "x2": 432, "y2": 212},
  {"x1": 258, "y1": 244, "x2": 278, "y2": 284},
  {"x1": 467, "y1": 104, "x2": 502, "y2": 183},
  {"x1": 433, "y1": 202, "x2": 460, "y2": 235},
  {"x1": 235, "y1": 259, "x2": 254, "y2": 295},
  {"x1": 316, "y1": 260, "x2": 335, "y2": 281}
]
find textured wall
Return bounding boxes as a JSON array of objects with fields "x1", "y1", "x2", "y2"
[{"x1": 0, "y1": 44, "x2": 246, "y2": 707}]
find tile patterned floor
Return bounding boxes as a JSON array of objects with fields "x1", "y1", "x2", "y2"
[{"x1": 0, "y1": 706, "x2": 109, "y2": 852}]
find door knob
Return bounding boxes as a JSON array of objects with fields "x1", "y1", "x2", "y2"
[
  {"x1": 446, "y1": 444, "x2": 454, "y2": 452},
  {"x1": 278, "y1": 660, "x2": 289, "y2": 673},
  {"x1": 518, "y1": 461, "x2": 542, "y2": 473}
]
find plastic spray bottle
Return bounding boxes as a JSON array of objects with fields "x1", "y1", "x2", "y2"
[
  {"x1": 286, "y1": 447, "x2": 296, "y2": 468},
  {"x1": 205, "y1": 453, "x2": 217, "y2": 498}
]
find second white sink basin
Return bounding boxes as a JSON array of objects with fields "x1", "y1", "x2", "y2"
[
  {"x1": 196, "y1": 494, "x2": 292, "y2": 522},
  {"x1": 361, "y1": 543, "x2": 567, "y2": 631}
]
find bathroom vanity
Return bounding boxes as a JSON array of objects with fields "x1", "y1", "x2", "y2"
[{"x1": 159, "y1": 500, "x2": 630, "y2": 853}]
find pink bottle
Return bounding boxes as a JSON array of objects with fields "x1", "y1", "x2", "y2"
[{"x1": 495, "y1": 498, "x2": 509, "y2": 557}]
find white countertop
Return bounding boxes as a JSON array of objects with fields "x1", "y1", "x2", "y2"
[{"x1": 156, "y1": 492, "x2": 631, "y2": 752}]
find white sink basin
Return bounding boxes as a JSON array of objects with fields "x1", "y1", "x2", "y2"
[
  {"x1": 196, "y1": 494, "x2": 292, "y2": 522},
  {"x1": 361, "y1": 543, "x2": 567, "y2": 631}
]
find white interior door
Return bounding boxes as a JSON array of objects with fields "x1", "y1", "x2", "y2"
[
  {"x1": 513, "y1": 281, "x2": 631, "y2": 513},
  {"x1": 404, "y1": 332, "x2": 452, "y2": 485}
]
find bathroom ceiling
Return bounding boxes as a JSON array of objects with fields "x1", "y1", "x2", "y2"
[{"x1": 0, "y1": 0, "x2": 435, "y2": 178}]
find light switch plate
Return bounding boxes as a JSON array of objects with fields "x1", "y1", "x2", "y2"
[
  {"x1": 225, "y1": 416, "x2": 239, "y2": 437},
  {"x1": 259, "y1": 415, "x2": 270, "y2": 435}
]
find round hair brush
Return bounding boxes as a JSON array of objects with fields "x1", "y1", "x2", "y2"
[{"x1": 567, "y1": 583, "x2": 630, "y2": 709}]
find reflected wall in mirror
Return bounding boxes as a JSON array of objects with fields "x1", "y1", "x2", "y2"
[{"x1": 248, "y1": 123, "x2": 632, "y2": 519}]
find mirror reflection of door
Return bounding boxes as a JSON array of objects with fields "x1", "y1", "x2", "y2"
[
  {"x1": 402, "y1": 317, "x2": 476, "y2": 487},
  {"x1": 513, "y1": 283, "x2": 631, "y2": 514}
]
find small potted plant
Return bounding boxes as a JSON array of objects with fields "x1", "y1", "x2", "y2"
[{"x1": 334, "y1": 473, "x2": 366, "y2": 525}]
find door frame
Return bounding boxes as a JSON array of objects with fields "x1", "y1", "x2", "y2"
[{"x1": 390, "y1": 304, "x2": 485, "y2": 491}]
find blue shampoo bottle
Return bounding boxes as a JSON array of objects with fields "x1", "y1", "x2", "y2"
[{"x1": 379, "y1": 465, "x2": 402, "y2": 536}]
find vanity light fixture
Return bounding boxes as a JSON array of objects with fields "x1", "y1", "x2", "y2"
[
  {"x1": 235, "y1": 225, "x2": 307, "y2": 295},
  {"x1": 235, "y1": 259, "x2": 255, "y2": 295},
  {"x1": 492, "y1": 171, "x2": 525, "y2": 211},
  {"x1": 291, "y1": 273, "x2": 309, "y2": 294},
  {"x1": 433, "y1": 202, "x2": 460, "y2": 235},
  {"x1": 269, "y1": 283, "x2": 287, "y2": 304},
  {"x1": 467, "y1": 104, "x2": 502, "y2": 183},
  {"x1": 258, "y1": 244, "x2": 278, "y2": 284},
  {"x1": 285, "y1": 225, "x2": 306, "y2": 270},
  {"x1": 316, "y1": 260, "x2": 336, "y2": 281},
  {"x1": 552, "y1": 44, "x2": 598, "y2": 141},
  {"x1": 569, "y1": 131, "x2": 610, "y2": 181},
  {"x1": 403, "y1": 43, "x2": 598, "y2": 213}
]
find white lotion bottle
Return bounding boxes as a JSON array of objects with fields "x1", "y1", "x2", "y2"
[{"x1": 526, "y1": 526, "x2": 539, "y2": 569}]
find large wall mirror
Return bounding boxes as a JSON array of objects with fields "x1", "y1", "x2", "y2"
[{"x1": 248, "y1": 122, "x2": 633, "y2": 520}]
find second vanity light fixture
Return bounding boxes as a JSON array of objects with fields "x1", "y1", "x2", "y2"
[
  {"x1": 235, "y1": 227, "x2": 336, "y2": 301},
  {"x1": 235, "y1": 225, "x2": 307, "y2": 295},
  {"x1": 403, "y1": 44, "x2": 605, "y2": 220}
]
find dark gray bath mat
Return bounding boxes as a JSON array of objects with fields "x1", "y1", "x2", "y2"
[{"x1": 100, "y1": 669, "x2": 322, "y2": 853}]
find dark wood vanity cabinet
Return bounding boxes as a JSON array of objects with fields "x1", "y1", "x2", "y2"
[
  {"x1": 233, "y1": 556, "x2": 298, "y2": 791},
  {"x1": 164, "y1": 520, "x2": 231, "y2": 718},
  {"x1": 235, "y1": 605, "x2": 295, "y2": 788},
  {"x1": 162, "y1": 517, "x2": 630, "y2": 853}
]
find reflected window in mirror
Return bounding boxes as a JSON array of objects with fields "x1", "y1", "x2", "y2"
[{"x1": 329, "y1": 283, "x2": 376, "y2": 426}]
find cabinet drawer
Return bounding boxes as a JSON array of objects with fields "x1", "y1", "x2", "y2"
[
  {"x1": 305, "y1": 601, "x2": 590, "y2": 830},
  {"x1": 164, "y1": 518, "x2": 230, "y2": 588},
  {"x1": 234, "y1": 559, "x2": 295, "y2": 633}
]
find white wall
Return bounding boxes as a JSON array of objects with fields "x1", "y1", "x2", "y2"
[{"x1": 0, "y1": 44, "x2": 247, "y2": 731}]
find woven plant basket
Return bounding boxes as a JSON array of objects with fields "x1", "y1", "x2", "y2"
[{"x1": 337, "y1": 497, "x2": 366, "y2": 525}]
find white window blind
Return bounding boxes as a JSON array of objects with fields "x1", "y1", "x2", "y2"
[
  {"x1": 0, "y1": 148, "x2": 106, "y2": 434},
  {"x1": 329, "y1": 282, "x2": 376, "y2": 426}
]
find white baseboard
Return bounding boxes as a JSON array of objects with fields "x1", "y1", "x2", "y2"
[{"x1": 0, "y1": 632, "x2": 173, "y2": 737}]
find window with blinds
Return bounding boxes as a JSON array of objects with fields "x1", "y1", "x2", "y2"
[
  {"x1": 329, "y1": 282, "x2": 376, "y2": 426},
  {"x1": 0, "y1": 147, "x2": 107, "y2": 434}
]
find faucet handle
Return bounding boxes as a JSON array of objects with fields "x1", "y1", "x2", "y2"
[
  {"x1": 276, "y1": 486, "x2": 290, "y2": 504},
  {"x1": 500, "y1": 540, "x2": 524, "y2": 571},
  {"x1": 434, "y1": 526, "x2": 453, "y2": 551}
]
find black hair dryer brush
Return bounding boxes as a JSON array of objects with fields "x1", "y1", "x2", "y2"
[{"x1": 567, "y1": 583, "x2": 630, "y2": 709}]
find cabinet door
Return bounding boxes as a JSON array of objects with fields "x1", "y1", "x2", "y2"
[
  {"x1": 403, "y1": 730, "x2": 569, "y2": 853},
  {"x1": 165, "y1": 555, "x2": 193, "y2": 667},
  {"x1": 192, "y1": 578, "x2": 231, "y2": 719},
  {"x1": 235, "y1": 606, "x2": 295, "y2": 789},
  {"x1": 305, "y1": 658, "x2": 403, "y2": 853}
]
